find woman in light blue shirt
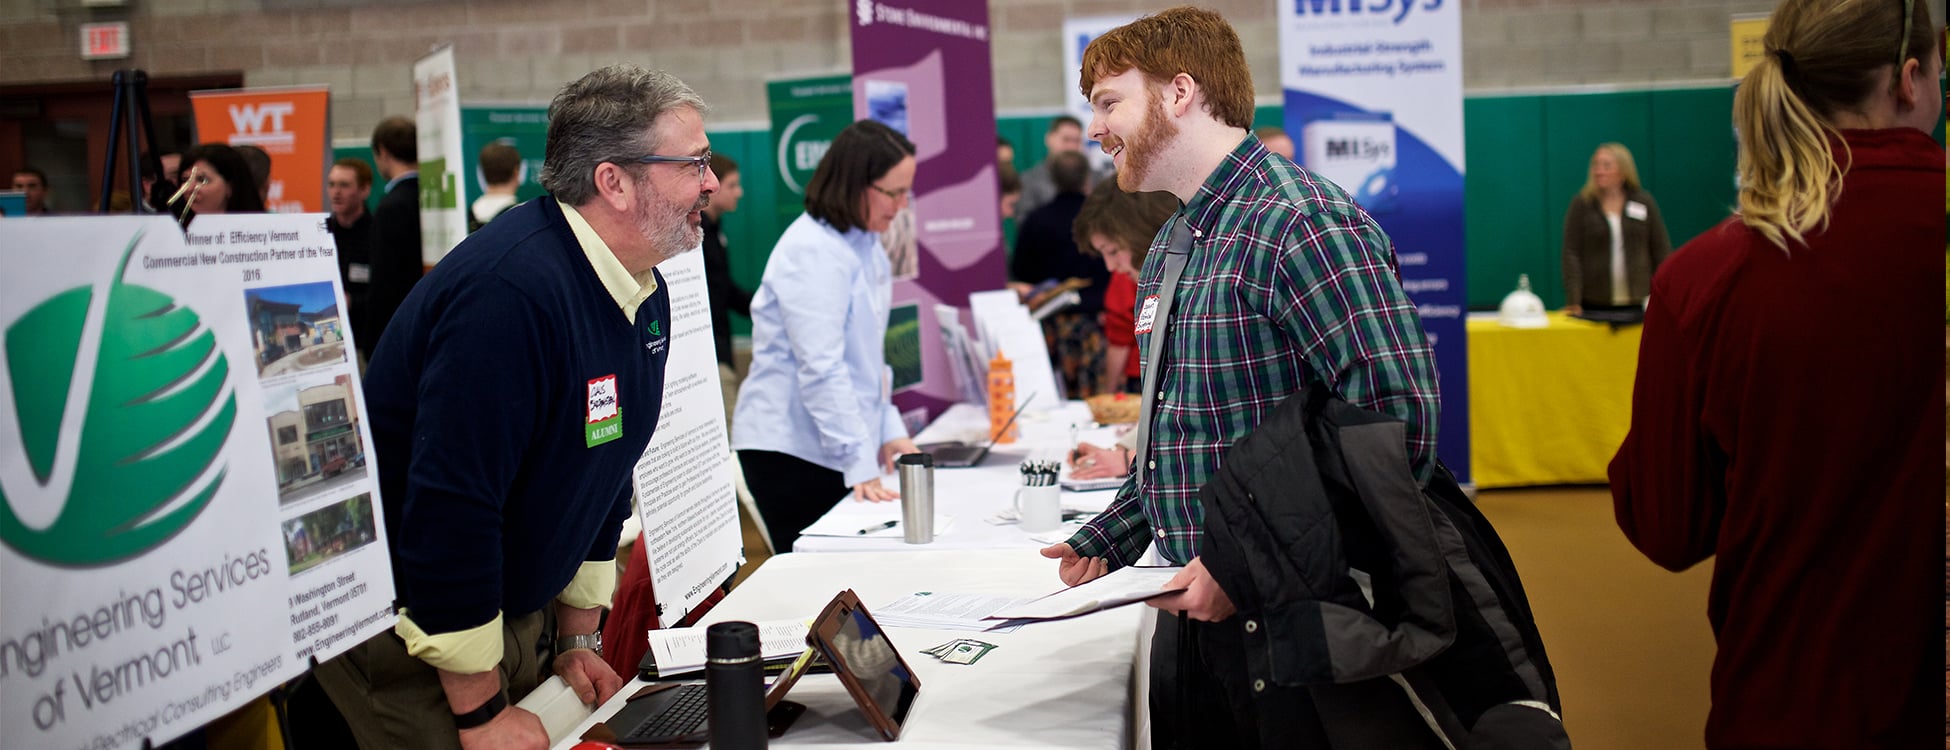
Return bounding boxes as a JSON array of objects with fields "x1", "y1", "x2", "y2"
[{"x1": 731, "y1": 121, "x2": 918, "y2": 552}]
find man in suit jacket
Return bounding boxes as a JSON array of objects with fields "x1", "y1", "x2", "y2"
[{"x1": 366, "y1": 115, "x2": 425, "y2": 358}]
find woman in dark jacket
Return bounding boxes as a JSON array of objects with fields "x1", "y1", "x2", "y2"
[{"x1": 1560, "y1": 142, "x2": 1671, "y2": 314}]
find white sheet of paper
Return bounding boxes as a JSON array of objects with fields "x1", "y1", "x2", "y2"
[
  {"x1": 645, "y1": 618, "x2": 811, "y2": 677},
  {"x1": 987, "y1": 565, "x2": 1186, "y2": 620},
  {"x1": 796, "y1": 487, "x2": 958, "y2": 538},
  {"x1": 873, "y1": 591, "x2": 1029, "y2": 632},
  {"x1": 632, "y1": 250, "x2": 744, "y2": 628}
]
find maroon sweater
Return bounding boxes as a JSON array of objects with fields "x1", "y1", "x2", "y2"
[{"x1": 1610, "y1": 128, "x2": 1943, "y2": 749}]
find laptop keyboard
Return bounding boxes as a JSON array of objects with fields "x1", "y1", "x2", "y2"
[{"x1": 623, "y1": 684, "x2": 709, "y2": 742}]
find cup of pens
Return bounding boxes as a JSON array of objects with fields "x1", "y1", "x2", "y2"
[{"x1": 1014, "y1": 461, "x2": 1063, "y2": 533}]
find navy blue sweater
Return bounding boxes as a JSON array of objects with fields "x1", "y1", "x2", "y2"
[{"x1": 365, "y1": 196, "x2": 671, "y2": 635}]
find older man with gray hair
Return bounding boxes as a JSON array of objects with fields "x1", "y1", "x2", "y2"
[{"x1": 316, "y1": 64, "x2": 719, "y2": 750}]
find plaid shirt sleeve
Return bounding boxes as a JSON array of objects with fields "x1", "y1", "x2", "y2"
[
  {"x1": 1259, "y1": 202, "x2": 1441, "y2": 482},
  {"x1": 1063, "y1": 476, "x2": 1152, "y2": 567}
]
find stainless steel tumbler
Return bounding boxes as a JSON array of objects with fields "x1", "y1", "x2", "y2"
[{"x1": 897, "y1": 452, "x2": 934, "y2": 544}]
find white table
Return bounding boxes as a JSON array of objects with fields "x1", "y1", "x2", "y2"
[
  {"x1": 549, "y1": 549, "x2": 1144, "y2": 749},
  {"x1": 794, "y1": 402, "x2": 1128, "y2": 553}
]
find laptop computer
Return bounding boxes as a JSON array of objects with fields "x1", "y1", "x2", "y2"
[
  {"x1": 586, "y1": 648, "x2": 813, "y2": 747},
  {"x1": 919, "y1": 393, "x2": 1034, "y2": 468},
  {"x1": 585, "y1": 590, "x2": 919, "y2": 746}
]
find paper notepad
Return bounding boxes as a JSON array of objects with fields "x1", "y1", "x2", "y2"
[
  {"x1": 644, "y1": 618, "x2": 810, "y2": 677},
  {"x1": 985, "y1": 566, "x2": 1184, "y2": 621}
]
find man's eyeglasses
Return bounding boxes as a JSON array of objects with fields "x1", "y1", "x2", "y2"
[
  {"x1": 628, "y1": 150, "x2": 713, "y2": 180},
  {"x1": 869, "y1": 183, "x2": 911, "y2": 201}
]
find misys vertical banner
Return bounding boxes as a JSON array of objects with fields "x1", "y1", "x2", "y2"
[
  {"x1": 765, "y1": 74, "x2": 853, "y2": 244},
  {"x1": 1062, "y1": 15, "x2": 1136, "y2": 174},
  {"x1": 190, "y1": 85, "x2": 331, "y2": 213},
  {"x1": 1280, "y1": 0, "x2": 1470, "y2": 482},
  {"x1": 413, "y1": 46, "x2": 466, "y2": 267},
  {"x1": 1, "y1": 214, "x2": 396, "y2": 748},
  {"x1": 851, "y1": 0, "x2": 1003, "y2": 423}
]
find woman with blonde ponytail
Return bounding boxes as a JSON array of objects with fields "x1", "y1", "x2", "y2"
[{"x1": 1609, "y1": 0, "x2": 1943, "y2": 746}]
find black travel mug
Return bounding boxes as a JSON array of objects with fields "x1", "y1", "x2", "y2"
[{"x1": 706, "y1": 621, "x2": 768, "y2": 749}]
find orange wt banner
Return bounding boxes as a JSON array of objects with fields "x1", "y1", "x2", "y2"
[{"x1": 190, "y1": 86, "x2": 331, "y2": 213}]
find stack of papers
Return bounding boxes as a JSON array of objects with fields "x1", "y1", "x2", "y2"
[
  {"x1": 986, "y1": 566, "x2": 1185, "y2": 622},
  {"x1": 872, "y1": 592, "x2": 1028, "y2": 633},
  {"x1": 644, "y1": 618, "x2": 810, "y2": 677}
]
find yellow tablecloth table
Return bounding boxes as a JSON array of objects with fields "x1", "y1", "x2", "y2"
[{"x1": 1467, "y1": 312, "x2": 1642, "y2": 488}]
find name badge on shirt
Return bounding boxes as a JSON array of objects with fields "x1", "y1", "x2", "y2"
[
  {"x1": 586, "y1": 374, "x2": 622, "y2": 447},
  {"x1": 1625, "y1": 201, "x2": 1648, "y2": 221},
  {"x1": 1134, "y1": 295, "x2": 1160, "y2": 335},
  {"x1": 347, "y1": 263, "x2": 371, "y2": 284}
]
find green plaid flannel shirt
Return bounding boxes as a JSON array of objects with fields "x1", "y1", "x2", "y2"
[{"x1": 1066, "y1": 135, "x2": 1441, "y2": 567}]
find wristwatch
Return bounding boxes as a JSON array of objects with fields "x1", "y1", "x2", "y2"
[
  {"x1": 555, "y1": 631, "x2": 603, "y2": 656},
  {"x1": 451, "y1": 692, "x2": 507, "y2": 730}
]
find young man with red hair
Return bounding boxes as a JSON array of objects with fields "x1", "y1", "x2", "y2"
[{"x1": 1040, "y1": 7, "x2": 1445, "y2": 746}]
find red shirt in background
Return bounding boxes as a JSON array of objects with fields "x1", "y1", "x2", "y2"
[
  {"x1": 1609, "y1": 128, "x2": 1941, "y2": 750},
  {"x1": 1101, "y1": 271, "x2": 1140, "y2": 381}
]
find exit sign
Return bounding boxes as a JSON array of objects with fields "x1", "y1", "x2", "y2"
[{"x1": 80, "y1": 22, "x2": 130, "y2": 60}]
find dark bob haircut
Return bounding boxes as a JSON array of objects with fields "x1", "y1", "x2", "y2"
[
  {"x1": 803, "y1": 120, "x2": 915, "y2": 233},
  {"x1": 181, "y1": 143, "x2": 266, "y2": 214}
]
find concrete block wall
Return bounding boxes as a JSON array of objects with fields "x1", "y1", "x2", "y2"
[{"x1": 1, "y1": 0, "x2": 1798, "y2": 142}]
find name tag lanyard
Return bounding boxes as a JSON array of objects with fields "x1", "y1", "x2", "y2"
[{"x1": 1129, "y1": 216, "x2": 1196, "y2": 486}]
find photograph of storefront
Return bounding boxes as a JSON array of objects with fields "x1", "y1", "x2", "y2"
[
  {"x1": 266, "y1": 373, "x2": 367, "y2": 503},
  {"x1": 244, "y1": 281, "x2": 348, "y2": 377},
  {"x1": 282, "y1": 492, "x2": 378, "y2": 575}
]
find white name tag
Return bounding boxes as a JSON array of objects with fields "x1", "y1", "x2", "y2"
[
  {"x1": 1134, "y1": 295, "x2": 1159, "y2": 335},
  {"x1": 1625, "y1": 201, "x2": 1648, "y2": 221},
  {"x1": 347, "y1": 262, "x2": 371, "y2": 284}
]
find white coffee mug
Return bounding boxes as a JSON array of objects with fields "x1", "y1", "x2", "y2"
[{"x1": 1013, "y1": 484, "x2": 1063, "y2": 533}]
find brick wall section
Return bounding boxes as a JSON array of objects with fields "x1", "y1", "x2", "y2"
[{"x1": 1, "y1": 0, "x2": 1793, "y2": 141}]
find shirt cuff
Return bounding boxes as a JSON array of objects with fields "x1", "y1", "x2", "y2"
[
  {"x1": 556, "y1": 559, "x2": 617, "y2": 610},
  {"x1": 397, "y1": 610, "x2": 503, "y2": 674}
]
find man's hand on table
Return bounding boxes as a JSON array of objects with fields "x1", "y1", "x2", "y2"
[
  {"x1": 1067, "y1": 442, "x2": 1131, "y2": 480},
  {"x1": 553, "y1": 646, "x2": 623, "y2": 706},
  {"x1": 1040, "y1": 543, "x2": 1109, "y2": 586}
]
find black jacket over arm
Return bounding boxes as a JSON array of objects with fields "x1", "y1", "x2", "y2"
[{"x1": 1198, "y1": 386, "x2": 1569, "y2": 749}]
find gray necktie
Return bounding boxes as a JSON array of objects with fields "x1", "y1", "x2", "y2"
[{"x1": 1130, "y1": 216, "x2": 1195, "y2": 486}]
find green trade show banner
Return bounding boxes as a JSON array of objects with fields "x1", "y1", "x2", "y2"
[
  {"x1": 413, "y1": 46, "x2": 465, "y2": 265},
  {"x1": 765, "y1": 74, "x2": 852, "y2": 237},
  {"x1": 459, "y1": 105, "x2": 549, "y2": 222},
  {"x1": 1, "y1": 214, "x2": 396, "y2": 748}
]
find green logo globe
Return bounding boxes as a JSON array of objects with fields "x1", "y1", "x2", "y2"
[{"x1": 1, "y1": 232, "x2": 236, "y2": 567}]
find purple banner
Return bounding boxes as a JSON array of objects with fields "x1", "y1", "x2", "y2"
[{"x1": 850, "y1": 0, "x2": 1003, "y2": 423}]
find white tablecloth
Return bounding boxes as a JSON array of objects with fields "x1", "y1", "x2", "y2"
[
  {"x1": 549, "y1": 549, "x2": 1143, "y2": 749},
  {"x1": 794, "y1": 402, "x2": 1127, "y2": 553}
]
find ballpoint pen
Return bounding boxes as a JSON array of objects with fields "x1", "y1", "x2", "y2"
[{"x1": 856, "y1": 520, "x2": 898, "y2": 535}]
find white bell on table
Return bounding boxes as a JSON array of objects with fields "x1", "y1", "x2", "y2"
[{"x1": 1498, "y1": 274, "x2": 1549, "y2": 329}]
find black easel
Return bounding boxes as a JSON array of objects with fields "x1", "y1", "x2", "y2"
[{"x1": 98, "y1": 68, "x2": 164, "y2": 214}]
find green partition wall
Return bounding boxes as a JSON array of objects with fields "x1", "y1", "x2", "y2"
[{"x1": 1470, "y1": 86, "x2": 1738, "y2": 309}]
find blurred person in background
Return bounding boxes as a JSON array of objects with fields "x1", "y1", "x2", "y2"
[
  {"x1": 172, "y1": 143, "x2": 265, "y2": 225},
  {"x1": 1560, "y1": 142, "x2": 1671, "y2": 316},
  {"x1": 702, "y1": 152, "x2": 753, "y2": 421},
  {"x1": 1065, "y1": 178, "x2": 1178, "y2": 481}
]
